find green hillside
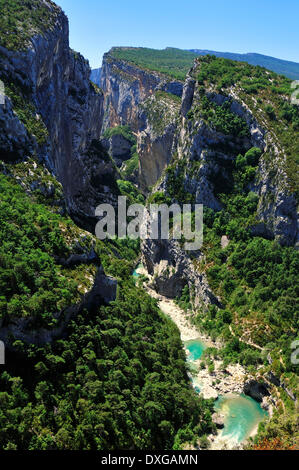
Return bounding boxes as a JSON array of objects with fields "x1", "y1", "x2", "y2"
[
  {"x1": 110, "y1": 47, "x2": 299, "y2": 81},
  {"x1": 190, "y1": 50, "x2": 299, "y2": 80},
  {"x1": 109, "y1": 47, "x2": 199, "y2": 80}
]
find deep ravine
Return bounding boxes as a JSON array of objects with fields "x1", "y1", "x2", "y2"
[{"x1": 133, "y1": 264, "x2": 269, "y2": 450}]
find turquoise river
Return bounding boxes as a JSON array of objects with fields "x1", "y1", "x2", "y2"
[
  {"x1": 133, "y1": 265, "x2": 267, "y2": 445},
  {"x1": 185, "y1": 338, "x2": 268, "y2": 444}
]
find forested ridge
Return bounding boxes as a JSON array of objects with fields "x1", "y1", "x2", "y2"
[
  {"x1": 0, "y1": 163, "x2": 214, "y2": 450},
  {"x1": 0, "y1": 0, "x2": 298, "y2": 453}
]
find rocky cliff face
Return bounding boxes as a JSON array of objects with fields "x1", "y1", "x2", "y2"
[
  {"x1": 0, "y1": 3, "x2": 118, "y2": 230},
  {"x1": 102, "y1": 132, "x2": 132, "y2": 167},
  {"x1": 0, "y1": 157, "x2": 118, "y2": 347},
  {"x1": 141, "y1": 62, "x2": 298, "y2": 246},
  {"x1": 100, "y1": 49, "x2": 183, "y2": 132},
  {"x1": 142, "y1": 237, "x2": 221, "y2": 308},
  {"x1": 137, "y1": 92, "x2": 181, "y2": 192},
  {"x1": 253, "y1": 155, "x2": 299, "y2": 246}
]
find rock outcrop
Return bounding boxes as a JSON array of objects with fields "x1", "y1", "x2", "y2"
[
  {"x1": 174, "y1": 89, "x2": 267, "y2": 210},
  {"x1": 138, "y1": 57, "x2": 298, "y2": 328},
  {"x1": 0, "y1": 2, "x2": 118, "y2": 230},
  {"x1": 90, "y1": 67, "x2": 102, "y2": 86},
  {"x1": 142, "y1": 237, "x2": 221, "y2": 308},
  {"x1": 100, "y1": 49, "x2": 183, "y2": 132},
  {"x1": 138, "y1": 92, "x2": 180, "y2": 192},
  {"x1": 139, "y1": 59, "x2": 298, "y2": 245}
]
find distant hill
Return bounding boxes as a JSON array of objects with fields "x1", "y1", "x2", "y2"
[
  {"x1": 109, "y1": 47, "x2": 198, "y2": 80},
  {"x1": 90, "y1": 67, "x2": 101, "y2": 86},
  {"x1": 108, "y1": 47, "x2": 299, "y2": 81},
  {"x1": 189, "y1": 50, "x2": 299, "y2": 80}
]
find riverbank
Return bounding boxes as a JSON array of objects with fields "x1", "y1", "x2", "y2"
[
  {"x1": 134, "y1": 264, "x2": 268, "y2": 449},
  {"x1": 145, "y1": 284, "x2": 246, "y2": 400}
]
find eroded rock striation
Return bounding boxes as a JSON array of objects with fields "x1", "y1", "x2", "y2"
[
  {"x1": 0, "y1": 2, "x2": 118, "y2": 229},
  {"x1": 100, "y1": 49, "x2": 183, "y2": 132},
  {"x1": 142, "y1": 237, "x2": 221, "y2": 308}
]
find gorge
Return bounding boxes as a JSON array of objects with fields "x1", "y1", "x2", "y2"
[{"x1": 0, "y1": 0, "x2": 298, "y2": 452}]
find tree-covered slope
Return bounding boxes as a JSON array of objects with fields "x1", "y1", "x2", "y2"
[
  {"x1": 190, "y1": 50, "x2": 299, "y2": 80},
  {"x1": 141, "y1": 55, "x2": 299, "y2": 449},
  {"x1": 109, "y1": 47, "x2": 299, "y2": 81}
]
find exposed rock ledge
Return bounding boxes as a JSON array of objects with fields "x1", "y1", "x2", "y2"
[
  {"x1": 192, "y1": 360, "x2": 246, "y2": 400},
  {"x1": 135, "y1": 266, "x2": 273, "y2": 450},
  {"x1": 141, "y1": 237, "x2": 221, "y2": 308},
  {"x1": 0, "y1": 265, "x2": 117, "y2": 347}
]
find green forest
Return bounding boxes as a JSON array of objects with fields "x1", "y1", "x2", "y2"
[
  {"x1": 0, "y1": 164, "x2": 215, "y2": 450},
  {"x1": 110, "y1": 47, "x2": 199, "y2": 80},
  {"x1": 0, "y1": 0, "x2": 298, "y2": 454}
]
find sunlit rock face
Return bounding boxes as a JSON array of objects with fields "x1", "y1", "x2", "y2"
[
  {"x1": 0, "y1": 4, "x2": 119, "y2": 229},
  {"x1": 100, "y1": 49, "x2": 183, "y2": 133}
]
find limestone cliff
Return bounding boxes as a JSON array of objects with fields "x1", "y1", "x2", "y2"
[
  {"x1": 0, "y1": 1, "x2": 119, "y2": 346},
  {"x1": 100, "y1": 49, "x2": 183, "y2": 132},
  {"x1": 138, "y1": 92, "x2": 181, "y2": 192},
  {"x1": 142, "y1": 61, "x2": 299, "y2": 247},
  {"x1": 90, "y1": 67, "x2": 102, "y2": 87},
  {"x1": 0, "y1": 1, "x2": 118, "y2": 230}
]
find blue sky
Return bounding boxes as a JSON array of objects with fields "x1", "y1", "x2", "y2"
[{"x1": 56, "y1": 0, "x2": 299, "y2": 69}]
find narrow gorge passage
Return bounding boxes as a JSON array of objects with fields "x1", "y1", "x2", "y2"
[{"x1": 133, "y1": 264, "x2": 268, "y2": 449}]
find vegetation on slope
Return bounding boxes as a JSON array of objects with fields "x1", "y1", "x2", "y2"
[
  {"x1": 194, "y1": 55, "x2": 299, "y2": 193},
  {"x1": 140, "y1": 91, "x2": 181, "y2": 136},
  {"x1": 109, "y1": 47, "x2": 199, "y2": 81},
  {"x1": 0, "y1": 160, "x2": 215, "y2": 450},
  {"x1": 0, "y1": 0, "x2": 61, "y2": 51},
  {"x1": 0, "y1": 162, "x2": 96, "y2": 327},
  {"x1": 190, "y1": 49, "x2": 299, "y2": 80},
  {"x1": 158, "y1": 56, "x2": 299, "y2": 449}
]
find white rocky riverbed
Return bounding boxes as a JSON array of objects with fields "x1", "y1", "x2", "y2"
[{"x1": 134, "y1": 264, "x2": 269, "y2": 450}]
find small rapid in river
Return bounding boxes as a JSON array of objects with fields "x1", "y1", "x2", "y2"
[
  {"x1": 184, "y1": 339, "x2": 267, "y2": 446},
  {"x1": 133, "y1": 263, "x2": 268, "y2": 448}
]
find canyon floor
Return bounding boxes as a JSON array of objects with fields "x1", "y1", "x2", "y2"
[{"x1": 135, "y1": 265, "x2": 266, "y2": 450}]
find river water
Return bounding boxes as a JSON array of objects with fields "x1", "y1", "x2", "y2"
[
  {"x1": 185, "y1": 338, "x2": 267, "y2": 444},
  {"x1": 133, "y1": 265, "x2": 267, "y2": 446}
]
